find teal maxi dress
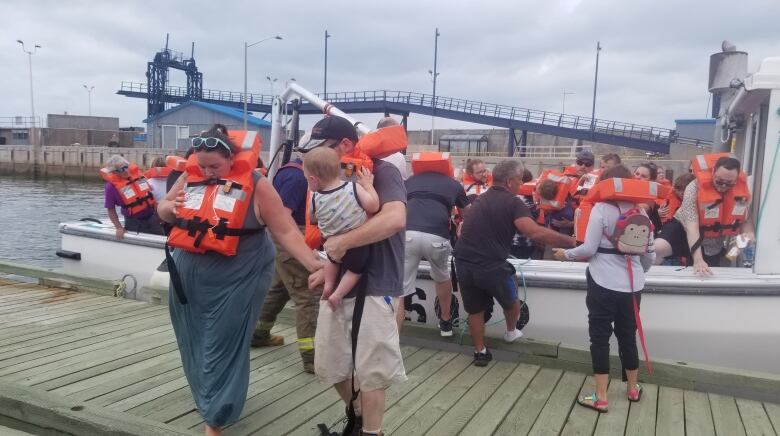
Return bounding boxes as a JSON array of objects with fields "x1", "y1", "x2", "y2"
[{"x1": 169, "y1": 174, "x2": 275, "y2": 427}]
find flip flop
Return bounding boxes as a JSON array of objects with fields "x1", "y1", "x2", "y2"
[
  {"x1": 628, "y1": 383, "x2": 643, "y2": 402},
  {"x1": 577, "y1": 393, "x2": 609, "y2": 413}
]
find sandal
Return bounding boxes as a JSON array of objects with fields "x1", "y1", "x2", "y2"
[
  {"x1": 628, "y1": 383, "x2": 643, "y2": 402},
  {"x1": 577, "y1": 393, "x2": 609, "y2": 413}
]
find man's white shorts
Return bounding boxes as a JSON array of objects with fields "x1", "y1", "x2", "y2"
[
  {"x1": 314, "y1": 296, "x2": 407, "y2": 391},
  {"x1": 403, "y1": 230, "x2": 452, "y2": 296}
]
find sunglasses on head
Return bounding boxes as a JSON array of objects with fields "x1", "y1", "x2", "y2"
[
  {"x1": 191, "y1": 136, "x2": 233, "y2": 154},
  {"x1": 112, "y1": 165, "x2": 129, "y2": 173},
  {"x1": 576, "y1": 160, "x2": 594, "y2": 166}
]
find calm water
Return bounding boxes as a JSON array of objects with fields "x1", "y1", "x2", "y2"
[{"x1": 0, "y1": 175, "x2": 105, "y2": 269}]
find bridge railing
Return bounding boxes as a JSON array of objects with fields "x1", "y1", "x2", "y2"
[{"x1": 119, "y1": 83, "x2": 710, "y2": 147}]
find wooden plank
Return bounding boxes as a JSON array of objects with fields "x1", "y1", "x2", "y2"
[
  {"x1": 0, "y1": 325, "x2": 173, "y2": 377},
  {"x1": 87, "y1": 366, "x2": 185, "y2": 408},
  {"x1": 0, "y1": 292, "x2": 96, "y2": 314},
  {"x1": 735, "y1": 398, "x2": 776, "y2": 436},
  {"x1": 52, "y1": 349, "x2": 182, "y2": 398},
  {"x1": 624, "y1": 383, "x2": 658, "y2": 436},
  {"x1": 527, "y1": 371, "x2": 587, "y2": 436},
  {"x1": 684, "y1": 390, "x2": 716, "y2": 436},
  {"x1": 236, "y1": 347, "x2": 435, "y2": 435},
  {"x1": 0, "y1": 294, "x2": 110, "y2": 319},
  {"x1": 135, "y1": 330, "x2": 302, "y2": 421},
  {"x1": 11, "y1": 332, "x2": 176, "y2": 386},
  {"x1": 381, "y1": 352, "x2": 474, "y2": 432},
  {"x1": 425, "y1": 362, "x2": 516, "y2": 435},
  {"x1": 709, "y1": 393, "x2": 746, "y2": 436},
  {"x1": 655, "y1": 386, "x2": 685, "y2": 436},
  {"x1": 460, "y1": 362, "x2": 542, "y2": 435},
  {"x1": 0, "y1": 314, "x2": 170, "y2": 367},
  {"x1": 494, "y1": 367, "x2": 563, "y2": 435},
  {"x1": 0, "y1": 308, "x2": 167, "y2": 356},
  {"x1": 764, "y1": 402, "x2": 780, "y2": 435},
  {"x1": 593, "y1": 379, "x2": 630, "y2": 436},
  {"x1": 390, "y1": 359, "x2": 503, "y2": 436},
  {"x1": 283, "y1": 346, "x2": 433, "y2": 436},
  {"x1": 0, "y1": 304, "x2": 163, "y2": 347},
  {"x1": 0, "y1": 298, "x2": 126, "y2": 327},
  {"x1": 560, "y1": 376, "x2": 601, "y2": 436}
]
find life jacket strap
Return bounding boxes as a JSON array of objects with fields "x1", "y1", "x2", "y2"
[{"x1": 174, "y1": 217, "x2": 264, "y2": 248}]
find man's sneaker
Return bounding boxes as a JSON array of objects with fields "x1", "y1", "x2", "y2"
[
  {"x1": 251, "y1": 333, "x2": 284, "y2": 348},
  {"x1": 473, "y1": 349, "x2": 492, "y2": 367},
  {"x1": 439, "y1": 319, "x2": 453, "y2": 337},
  {"x1": 503, "y1": 328, "x2": 524, "y2": 343},
  {"x1": 303, "y1": 361, "x2": 315, "y2": 374}
]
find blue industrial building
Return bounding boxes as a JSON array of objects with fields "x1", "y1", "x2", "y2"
[{"x1": 142, "y1": 101, "x2": 271, "y2": 149}]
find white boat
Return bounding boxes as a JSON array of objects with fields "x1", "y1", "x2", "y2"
[{"x1": 59, "y1": 47, "x2": 780, "y2": 375}]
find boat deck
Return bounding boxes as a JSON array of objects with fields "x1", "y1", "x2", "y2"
[{"x1": 0, "y1": 278, "x2": 778, "y2": 436}]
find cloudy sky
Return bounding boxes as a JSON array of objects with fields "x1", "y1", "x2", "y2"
[{"x1": 3, "y1": 0, "x2": 779, "y2": 131}]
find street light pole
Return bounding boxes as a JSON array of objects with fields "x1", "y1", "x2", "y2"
[
  {"x1": 324, "y1": 30, "x2": 331, "y2": 97},
  {"x1": 17, "y1": 40, "x2": 41, "y2": 131},
  {"x1": 430, "y1": 28, "x2": 440, "y2": 145},
  {"x1": 244, "y1": 35, "x2": 282, "y2": 130},
  {"x1": 265, "y1": 76, "x2": 278, "y2": 97},
  {"x1": 562, "y1": 90, "x2": 575, "y2": 114},
  {"x1": 83, "y1": 85, "x2": 95, "y2": 116},
  {"x1": 590, "y1": 41, "x2": 602, "y2": 132}
]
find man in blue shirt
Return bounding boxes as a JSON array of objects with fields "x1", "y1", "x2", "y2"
[{"x1": 252, "y1": 156, "x2": 321, "y2": 374}]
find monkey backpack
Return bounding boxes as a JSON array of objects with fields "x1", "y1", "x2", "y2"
[{"x1": 603, "y1": 205, "x2": 653, "y2": 256}]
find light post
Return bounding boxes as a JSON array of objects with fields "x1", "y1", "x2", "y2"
[
  {"x1": 244, "y1": 35, "x2": 282, "y2": 130},
  {"x1": 17, "y1": 40, "x2": 41, "y2": 133},
  {"x1": 265, "y1": 76, "x2": 278, "y2": 96},
  {"x1": 590, "y1": 41, "x2": 602, "y2": 132},
  {"x1": 324, "y1": 30, "x2": 331, "y2": 97},
  {"x1": 562, "y1": 90, "x2": 575, "y2": 114},
  {"x1": 83, "y1": 85, "x2": 95, "y2": 116},
  {"x1": 429, "y1": 28, "x2": 440, "y2": 145}
]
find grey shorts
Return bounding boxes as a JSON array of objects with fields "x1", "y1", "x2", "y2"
[{"x1": 403, "y1": 231, "x2": 452, "y2": 296}]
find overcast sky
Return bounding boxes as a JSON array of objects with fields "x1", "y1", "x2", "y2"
[{"x1": 3, "y1": 0, "x2": 780, "y2": 132}]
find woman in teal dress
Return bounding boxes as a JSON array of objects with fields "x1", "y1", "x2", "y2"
[{"x1": 158, "y1": 125, "x2": 322, "y2": 436}]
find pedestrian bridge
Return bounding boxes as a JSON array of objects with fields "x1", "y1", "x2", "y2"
[{"x1": 118, "y1": 82, "x2": 709, "y2": 154}]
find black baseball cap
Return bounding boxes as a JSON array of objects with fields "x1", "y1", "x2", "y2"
[{"x1": 297, "y1": 116, "x2": 359, "y2": 152}]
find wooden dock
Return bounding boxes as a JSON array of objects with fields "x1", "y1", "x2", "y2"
[{"x1": 1, "y1": 277, "x2": 778, "y2": 436}]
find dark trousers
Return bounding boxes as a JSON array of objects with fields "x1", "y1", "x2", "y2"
[
  {"x1": 125, "y1": 214, "x2": 164, "y2": 235},
  {"x1": 585, "y1": 269, "x2": 641, "y2": 375}
]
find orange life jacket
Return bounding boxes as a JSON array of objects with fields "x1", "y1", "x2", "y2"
[
  {"x1": 574, "y1": 178, "x2": 671, "y2": 242},
  {"x1": 167, "y1": 131, "x2": 262, "y2": 256},
  {"x1": 658, "y1": 191, "x2": 682, "y2": 224},
  {"x1": 563, "y1": 164, "x2": 579, "y2": 177},
  {"x1": 100, "y1": 164, "x2": 156, "y2": 216},
  {"x1": 691, "y1": 153, "x2": 751, "y2": 238},
  {"x1": 303, "y1": 126, "x2": 406, "y2": 249},
  {"x1": 166, "y1": 155, "x2": 188, "y2": 172},
  {"x1": 463, "y1": 172, "x2": 493, "y2": 197},
  {"x1": 535, "y1": 169, "x2": 574, "y2": 212},
  {"x1": 144, "y1": 166, "x2": 172, "y2": 180},
  {"x1": 578, "y1": 169, "x2": 603, "y2": 193},
  {"x1": 410, "y1": 151, "x2": 454, "y2": 177},
  {"x1": 518, "y1": 179, "x2": 537, "y2": 197}
]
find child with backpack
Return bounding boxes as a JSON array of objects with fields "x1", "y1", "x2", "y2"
[{"x1": 552, "y1": 164, "x2": 656, "y2": 413}]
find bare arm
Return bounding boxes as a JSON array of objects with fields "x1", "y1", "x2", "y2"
[
  {"x1": 107, "y1": 208, "x2": 123, "y2": 230},
  {"x1": 323, "y1": 200, "x2": 406, "y2": 261},
  {"x1": 515, "y1": 216, "x2": 576, "y2": 249},
  {"x1": 355, "y1": 183, "x2": 380, "y2": 214},
  {"x1": 355, "y1": 168, "x2": 380, "y2": 213},
  {"x1": 255, "y1": 178, "x2": 322, "y2": 273},
  {"x1": 157, "y1": 174, "x2": 187, "y2": 224}
]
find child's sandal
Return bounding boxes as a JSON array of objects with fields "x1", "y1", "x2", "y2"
[
  {"x1": 577, "y1": 393, "x2": 609, "y2": 413},
  {"x1": 628, "y1": 383, "x2": 643, "y2": 402}
]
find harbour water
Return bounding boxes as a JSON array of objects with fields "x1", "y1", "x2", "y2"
[{"x1": 0, "y1": 175, "x2": 105, "y2": 269}]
